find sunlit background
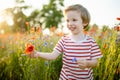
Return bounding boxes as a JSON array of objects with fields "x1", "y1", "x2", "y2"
[
  {"x1": 0, "y1": 0, "x2": 120, "y2": 34},
  {"x1": 0, "y1": 1, "x2": 120, "y2": 80}
]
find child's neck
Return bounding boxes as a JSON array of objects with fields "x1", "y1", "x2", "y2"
[{"x1": 70, "y1": 33, "x2": 85, "y2": 41}]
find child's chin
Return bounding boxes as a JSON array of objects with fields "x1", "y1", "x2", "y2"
[{"x1": 72, "y1": 32, "x2": 79, "y2": 35}]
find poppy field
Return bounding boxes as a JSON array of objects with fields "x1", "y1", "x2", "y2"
[{"x1": 0, "y1": 26, "x2": 120, "y2": 80}]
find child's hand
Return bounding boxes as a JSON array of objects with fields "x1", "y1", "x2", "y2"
[
  {"x1": 28, "y1": 50, "x2": 39, "y2": 58},
  {"x1": 76, "y1": 59, "x2": 89, "y2": 69},
  {"x1": 77, "y1": 58, "x2": 98, "y2": 69},
  {"x1": 28, "y1": 50, "x2": 35, "y2": 58}
]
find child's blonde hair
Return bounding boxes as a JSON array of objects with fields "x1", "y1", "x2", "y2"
[{"x1": 64, "y1": 4, "x2": 90, "y2": 29}]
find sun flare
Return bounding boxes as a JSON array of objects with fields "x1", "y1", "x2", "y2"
[
  {"x1": 0, "y1": 14, "x2": 4, "y2": 23},
  {"x1": 0, "y1": 13, "x2": 14, "y2": 26}
]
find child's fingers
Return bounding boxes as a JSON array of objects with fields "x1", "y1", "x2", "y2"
[
  {"x1": 76, "y1": 59, "x2": 87, "y2": 69},
  {"x1": 27, "y1": 51, "x2": 34, "y2": 58}
]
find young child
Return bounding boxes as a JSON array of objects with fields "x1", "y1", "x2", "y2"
[{"x1": 29, "y1": 4, "x2": 103, "y2": 80}]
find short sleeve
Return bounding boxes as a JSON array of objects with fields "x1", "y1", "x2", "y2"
[
  {"x1": 53, "y1": 36, "x2": 64, "y2": 54},
  {"x1": 91, "y1": 39, "x2": 103, "y2": 59}
]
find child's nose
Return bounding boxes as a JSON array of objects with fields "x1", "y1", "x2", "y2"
[{"x1": 68, "y1": 21, "x2": 73, "y2": 26}]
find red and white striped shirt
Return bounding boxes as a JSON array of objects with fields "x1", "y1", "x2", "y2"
[{"x1": 54, "y1": 35, "x2": 102, "y2": 80}]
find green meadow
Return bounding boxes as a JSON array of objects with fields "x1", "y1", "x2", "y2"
[{"x1": 0, "y1": 27, "x2": 120, "y2": 80}]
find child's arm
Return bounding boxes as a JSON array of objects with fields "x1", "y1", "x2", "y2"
[
  {"x1": 77, "y1": 59, "x2": 98, "y2": 69},
  {"x1": 29, "y1": 50, "x2": 60, "y2": 60}
]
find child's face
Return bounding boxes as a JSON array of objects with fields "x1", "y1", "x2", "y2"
[{"x1": 65, "y1": 11, "x2": 85, "y2": 35}]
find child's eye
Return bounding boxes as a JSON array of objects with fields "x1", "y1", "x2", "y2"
[
  {"x1": 66, "y1": 19, "x2": 69, "y2": 22},
  {"x1": 73, "y1": 19, "x2": 77, "y2": 21}
]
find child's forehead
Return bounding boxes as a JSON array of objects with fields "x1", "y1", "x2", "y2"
[
  {"x1": 65, "y1": 12, "x2": 80, "y2": 19},
  {"x1": 65, "y1": 10, "x2": 81, "y2": 16},
  {"x1": 63, "y1": 10, "x2": 82, "y2": 20},
  {"x1": 65, "y1": 10, "x2": 81, "y2": 13}
]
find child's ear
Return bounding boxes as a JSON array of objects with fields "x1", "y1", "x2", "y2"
[{"x1": 83, "y1": 23, "x2": 88, "y2": 26}]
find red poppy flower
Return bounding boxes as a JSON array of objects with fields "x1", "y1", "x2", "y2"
[
  {"x1": 116, "y1": 17, "x2": 120, "y2": 20},
  {"x1": 25, "y1": 43, "x2": 34, "y2": 54}
]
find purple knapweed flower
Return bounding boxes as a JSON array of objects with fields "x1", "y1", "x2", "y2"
[
  {"x1": 43, "y1": 41, "x2": 48, "y2": 46},
  {"x1": 72, "y1": 57, "x2": 77, "y2": 62}
]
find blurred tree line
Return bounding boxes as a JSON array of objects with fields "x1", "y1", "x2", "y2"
[{"x1": 0, "y1": 0, "x2": 64, "y2": 33}]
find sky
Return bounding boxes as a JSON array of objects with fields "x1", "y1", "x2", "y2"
[{"x1": 0, "y1": 0, "x2": 120, "y2": 28}]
